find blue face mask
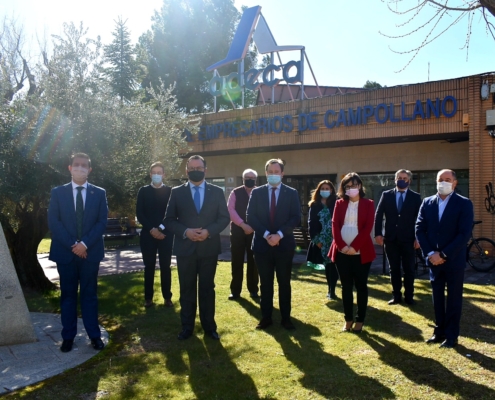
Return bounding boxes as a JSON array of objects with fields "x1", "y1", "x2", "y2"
[
  {"x1": 267, "y1": 175, "x2": 282, "y2": 185},
  {"x1": 320, "y1": 190, "x2": 331, "y2": 198},
  {"x1": 151, "y1": 174, "x2": 163, "y2": 184}
]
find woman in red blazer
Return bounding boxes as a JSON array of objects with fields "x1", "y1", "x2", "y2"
[{"x1": 328, "y1": 172, "x2": 375, "y2": 333}]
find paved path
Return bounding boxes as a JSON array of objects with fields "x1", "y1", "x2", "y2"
[
  {"x1": 0, "y1": 313, "x2": 108, "y2": 395},
  {"x1": 2, "y1": 237, "x2": 494, "y2": 394}
]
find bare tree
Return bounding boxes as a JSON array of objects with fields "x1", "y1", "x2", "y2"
[{"x1": 381, "y1": 0, "x2": 495, "y2": 71}]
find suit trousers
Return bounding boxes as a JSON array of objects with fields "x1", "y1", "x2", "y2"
[
  {"x1": 384, "y1": 239, "x2": 416, "y2": 301},
  {"x1": 335, "y1": 252, "x2": 371, "y2": 323},
  {"x1": 230, "y1": 231, "x2": 258, "y2": 296},
  {"x1": 140, "y1": 231, "x2": 174, "y2": 301},
  {"x1": 57, "y1": 258, "x2": 101, "y2": 340},
  {"x1": 254, "y1": 248, "x2": 293, "y2": 321},
  {"x1": 431, "y1": 264, "x2": 465, "y2": 340},
  {"x1": 176, "y1": 253, "x2": 218, "y2": 332}
]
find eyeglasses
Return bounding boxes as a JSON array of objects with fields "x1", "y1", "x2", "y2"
[
  {"x1": 344, "y1": 184, "x2": 359, "y2": 190},
  {"x1": 187, "y1": 167, "x2": 205, "y2": 172}
]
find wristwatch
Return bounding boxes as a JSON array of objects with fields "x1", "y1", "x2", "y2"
[{"x1": 439, "y1": 251, "x2": 447, "y2": 260}]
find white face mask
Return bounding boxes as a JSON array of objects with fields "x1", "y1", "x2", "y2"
[
  {"x1": 345, "y1": 188, "x2": 360, "y2": 198},
  {"x1": 71, "y1": 166, "x2": 89, "y2": 181},
  {"x1": 437, "y1": 181, "x2": 453, "y2": 196}
]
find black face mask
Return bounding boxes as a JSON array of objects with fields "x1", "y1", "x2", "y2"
[
  {"x1": 244, "y1": 179, "x2": 256, "y2": 188},
  {"x1": 188, "y1": 170, "x2": 205, "y2": 183}
]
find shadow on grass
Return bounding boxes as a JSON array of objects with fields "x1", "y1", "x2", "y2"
[
  {"x1": 361, "y1": 333, "x2": 495, "y2": 399},
  {"x1": 237, "y1": 298, "x2": 395, "y2": 399}
]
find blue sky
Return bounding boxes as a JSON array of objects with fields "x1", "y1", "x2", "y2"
[{"x1": 1, "y1": 0, "x2": 493, "y2": 88}]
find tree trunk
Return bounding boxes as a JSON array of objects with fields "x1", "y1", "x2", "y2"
[{"x1": 6, "y1": 205, "x2": 55, "y2": 292}]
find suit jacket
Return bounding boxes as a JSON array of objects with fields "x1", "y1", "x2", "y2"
[
  {"x1": 136, "y1": 184, "x2": 172, "y2": 235},
  {"x1": 164, "y1": 182, "x2": 229, "y2": 257},
  {"x1": 374, "y1": 188, "x2": 422, "y2": 242},
  {"x1": 48, "y1": 182, "x2": 108, "y2": 264},
  {"x1": 329, "y1": 198, "x2": 376, "y2": 264},
  {"x1": 415, "y1": 192, "x2": 473, "y2": 269},
  {"x1": 246, "y1": 183, "x2": 301, "y2": 253}
]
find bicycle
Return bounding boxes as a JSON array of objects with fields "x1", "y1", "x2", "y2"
[{"x1": 466, "y1": 220, "x2": 495, "y2": 272}]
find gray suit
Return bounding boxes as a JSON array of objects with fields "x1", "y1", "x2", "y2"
[{"x1": 164, "y1": 182, "x2": 229, "y2": 332}]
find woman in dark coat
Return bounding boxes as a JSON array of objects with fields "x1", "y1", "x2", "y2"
[{"x1": 306, "y1": 180, "x2": 339, "y2": 300}]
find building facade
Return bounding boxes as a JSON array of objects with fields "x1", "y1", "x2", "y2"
[{"x1": 179, "y1": 73, "x2": 495, "y2": 240}]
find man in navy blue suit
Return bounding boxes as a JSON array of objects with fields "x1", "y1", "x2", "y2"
[
  {"x1": 247, "y1": 158, "x2": 301, "y2": 330},
  {"x1": 375, "y1": 169, "x2": 422, "y2": 305},
  {"x1": 416, "y1": 169, "x2": 473, "y2": 348},
  {"x1": 48, "y1": 153, "x2": 108, "y2": 352}
]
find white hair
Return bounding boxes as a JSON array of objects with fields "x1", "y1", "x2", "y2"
[{"x1": 242, "y1": 168, "x2": 258, "y2": 178}]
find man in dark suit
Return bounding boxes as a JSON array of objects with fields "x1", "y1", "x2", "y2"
[
  {"x1": 416, "y1": 169, "x2": 473, "y2": 348},
  {"x1": 375, "y1": 169, "x2": 422, "y2": 305},
  {"x1": 164, "y1": 155, "x2": 229, "y2": 340},
  {"x1": 227, "y1": 168, "x2": 259, "y2": 301},
  {"x1": 136, "y1": 161, "x2": 174, "y2": 308},
  {"x1": 48, "y1": 153, "x2": 108, "y2": 352},
  {"x1": 246, "y1": 158, "x2": 301, "y2": 330}
]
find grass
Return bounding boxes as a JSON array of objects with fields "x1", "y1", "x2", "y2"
[{"x1": 13, "y1": 262, "x2": 495, "y2": 399}]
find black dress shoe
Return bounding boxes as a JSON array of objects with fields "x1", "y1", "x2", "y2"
[
  {"x1": 404, "y1": 298, "x2": 416, "y2": 305},
  {"x1": 60, "y1": 339, "x2": 74, "y2": 353},
  {"x1": 144, "y1": 299, "x2": 154, "y2": 308},
  {"x1": 228, "y1": 294, "x2": 240, "y2": 301},
  {"x1": 177, "y1": 329, "x2": 193, "y2": 340},
  {"x1": 440, "y1": 339, "x2": 458, "y2": 348},
  {"x1": 388, "y1": 298, "x2": 402, "y2": 305},
  {"x1": 426, "y1": 334, "x2": 446, "y2": 344},
  {"x1": 256, "y1": 318, "x2": 273, "y2": 330},
  {"x1": 205, "y1": 330, "x2": 220, "y2": 340},
  {"x1": 164, "y1": 299, "x2": 173, "y2": 307},
  {"x1": 91, "y1": 337, "x2": 105, "y2": 350},
  {"x1": 250, "y1": 292, "x2": 260, "y2": 299},
  {"x1": 327, "y1": 292, "x2": 338, "y2": 300},
  {"x1": 281, "y1": 319, "x2": 296, "y2": 330}
]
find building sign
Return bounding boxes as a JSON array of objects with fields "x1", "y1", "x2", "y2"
[
  {"x1": 188, "y1": 95, "x2": 458, "y2": 142},
  {"x1": 206, "y1": 6, "x2": 306, "y2": 107}
]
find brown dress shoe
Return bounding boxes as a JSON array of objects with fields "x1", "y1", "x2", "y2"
[{"x1": 164, "y1": 299, "x2": 173, "y2": 307}]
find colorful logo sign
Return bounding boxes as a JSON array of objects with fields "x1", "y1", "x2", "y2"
[{"x1": 206, "y1": 6, "x2": 305, "y2": 103}]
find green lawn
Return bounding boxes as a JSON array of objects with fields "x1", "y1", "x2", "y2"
[{"x1": 17, "y1": 263, "x2": 495, "y2": 399}]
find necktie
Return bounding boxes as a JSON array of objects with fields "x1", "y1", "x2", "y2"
[
  {"x1": 270, "y1": 187, "x2": 276, "y2": 227},
  {"x1": 398, "y1": 192, "x2": 404, "y2": 213},
  {"x1": 76, "y1": 186, "x2": 84, "y2": 240},
  {"x1": 193, "y1": 186, "x2": 201, "y2": 213}
]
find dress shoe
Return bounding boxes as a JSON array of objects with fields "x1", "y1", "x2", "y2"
[
  {"x1": 60, "y1": 339, "x2": 74, "y2": 353},
  {"x1": 281, "y1": 319, "x2": 296, "y2": 330},
  {"x1": 327, "y1": 292, "x2": 338, "y2": 300},
  {"x1": 426, "y1": 334, "x2": 446, "y2": 344},
  {"x1": 440, "y1": 339, "x2": 458, "y2": 348},
  {"x1": 352, "y1": 322, "x2": 364, "y2": 333},
  {"x1": 387, "y1": 298, "x2": 402, "y2": 305},
  {"x1": 250, "y1": 292, "x2": 260, "y2": 299},
  {"x1": 342, "y1": 321, "x2": 354, "y2": 332},
  {"x1": 91, "y1": 337, "x2": 105, "y2": 350},
  {"x1": 144, "y1": 299, "x2": 154, "y2": 308},
  {"x1": 164, "y1": 299, "x2": 173, "y2": 307},
  {"x1": 205, "y1": 330, "x2": 220, "y2": 340},
  {"x1": 228, "y1": 294, "x2": 240, "y2": 301},
  {"x1": 256, "y1": 318, "x2": 273, "y2": 330},
  {"x1": 177, "y1": 329, "x2": 193, "y2": 340},
  {"x1": 404, "y1": 298, "x2": 416, "y2": 305}
]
